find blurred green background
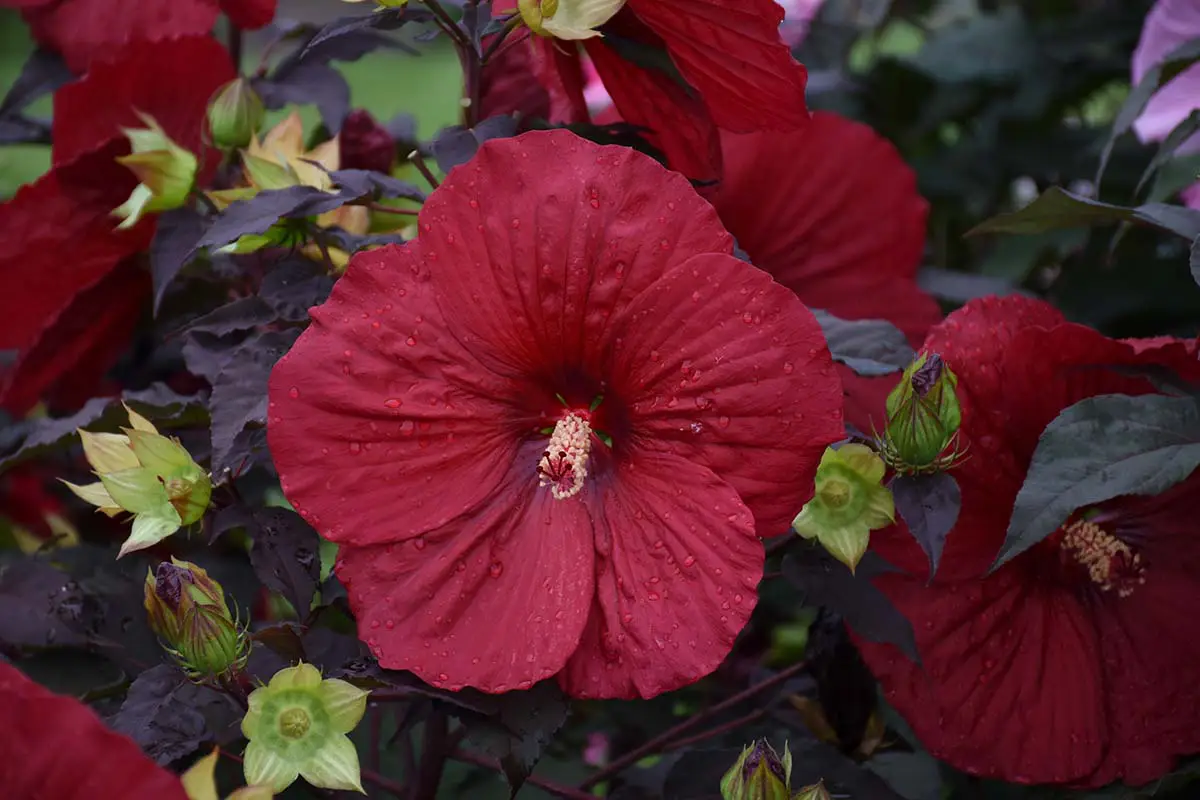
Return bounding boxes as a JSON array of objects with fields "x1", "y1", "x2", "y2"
[{"x1": 0, "y1": 0, "x2": 465, "y2": 197}]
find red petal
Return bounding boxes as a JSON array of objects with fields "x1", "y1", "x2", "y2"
[
  {"x1": 0, "y1": 661, "x2": 187, "y2": 799},
  {"x1": 855, "y1": 564, "x2": 1108, "y2": 783},
  {"x1": 713, "y1": 116, "x2": 937, "y2": 342},
  {"x1": 559, "y1": 451, "x2": 760, "y2": 698},
  {"x1": 585, "y1": 38, "x2": 721, "y2": 182},
  {"x1": 610, "y1": 251, "x2": 843, "y2": 537},
  {"x1": 268, "y1": 246, "x2": 531, "y2": 547},
  {"x1": 219, "y1": 0, "x2": 274, "y2": 29},
  {"x1": 418, "y1": 129, "x2": 732, "y2": 377},
  {"x1": 1, "y1": 259, "x2": 149, "y2": 415},
  {"x1": 52, "y1": 35, "x2": 235, "y2": 168},
  {"x1": 0, "y1": 165, "x2": 146, "y2": 353},
  {"x1": 630, "y1": 0, "x2": 807, "y2": 131},
  {"x1": 337, "y1": 441, "x2": 595, "y2": 693},
  {"x1": 23, "y1": 0, "x2": 219, "y2": 73},
  {"x1": 528, "y1": 36, "x2": 590, "y2": 124},
  {"x1": 1085, "y1": 478, "x2": 1200, "y2": 786}
]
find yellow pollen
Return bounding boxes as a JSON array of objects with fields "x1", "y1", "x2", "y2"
[
  {"x1": 1060, "y1": 519, "x2": 1145, "y2": 598},
  {"x1": 536, "y1": 412, "x2": 592, "y2": 500}
]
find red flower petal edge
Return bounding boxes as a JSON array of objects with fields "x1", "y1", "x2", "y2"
[
  {"x1": 269, "y1": 130, "x2": 844, "y2": 698},
  {"x1": 0, "y1": 660, "x2": 187, "y2": 799}
]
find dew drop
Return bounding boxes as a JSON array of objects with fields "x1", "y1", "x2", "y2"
[
  {"x1": 413, "y1": 536, "x2": 427, "y2": 551},
  {"x1": 384, "y1": 398, "x2": 402, "y2": 409},
  {"x1": 783, "y1": 361, "x2": 794, "y2": 374},
  {"x1": 349, "y1": 442, "x2": 362, "y2": 454},
  {"x1": 718, "y1": 416, "x2": 731, "y2": 428},
  {"x1": 489, "y1": 561, "x2": 504, "y2": 578},
  {"x1": 406, "y1": 336, "x2": 417, "y2": 346},
  {"x1": 683, "y1": 556, "x2": 696, "y2": 567},
  {"x1": 288, "y1": 386, "x2": 300, "y2": 399}
]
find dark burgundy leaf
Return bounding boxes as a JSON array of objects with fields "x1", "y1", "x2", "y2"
[
  {"x1": 254, "y1": 62, "x2": 350, "y2": 133},
  {"x1": 110, "y1": 664, "x2": 239, "y2": 765},
  {"x1": 303, "y1": 7, "x2": 431, "y2": 52},
  {"x1": 248, "y1": 507, "x2": 321, "y2": 617},
  {"x1": 813, "y1": 310, "x2": 914, "y2": 377},
  {"x1": 259, "y1": 260, "x2": 336, "y2": 322},
  {"x1": 252, "y1": 622, "x2": 307, "y2": 663},
  {"x1": 210, "y1": 329, "x2": 300, "y2": 479},
  {"x1": 184, "y1": 297, "x2": 275, "y2": 337},
  {"x1": 782, "y1": 545, "x2": 920, "y2": 663},
  {"x1": 663, "y1": 749, "x2": 739, "y2": 800},
  {"x1": 182, "y1": 330, "x2": 243, "y2": 385},
  {"x1": 0, "y1": 114, "x2": 51, "y2": 145},
  {"x1": 0, "y1": 557, "x2": 86, "y2": 649},
  {"x1": 0, "y1": 385, "x2": 203, "y2": 471},
  {"x1": 890, "y1": 473, "x2": 961, "y2": 580},
  {"x1": 431, "y1": 116, "x2": 519, "y2": 173},
  {"x1": 0, "y1": 49, "x2": 71, "y2": 117},
  {"x1": 329, "y1": 169, "x2": 425, "y2": 202},
  {"x1": 916, "y1": 267, "x2": 1029, "y2": 303},
  {"x1": 461, "y1": 680, "x2": 569, "y2": 797},
  {"x1": 150, "y1": 207, "x2": 208, "y2": 314}
]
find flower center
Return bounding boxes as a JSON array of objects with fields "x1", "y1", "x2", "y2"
[
  {"x1": 818, "y1": 478, "x2": 852, "y2": 510},
  {"x1": 536, "y1": 412, "x2": 592, "y2": 500},
  {"x1": 278, "y1": 707, "x2": 311, "y2": 740},
  {"x1": 1059, "y1": 519, "x2": 1145, "y2": 598}
]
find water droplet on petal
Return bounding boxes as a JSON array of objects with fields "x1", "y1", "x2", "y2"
[
  {"x1": 288, "y1": 386, "x2": 300, "y2": 399},
  {"x1": 384, "y1": 398, "x2": 402, "y2": 409},
  {"x1": 489, "y1": 561, "x2": 504, "y2": 578}
]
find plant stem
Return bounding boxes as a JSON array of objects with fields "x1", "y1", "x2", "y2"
[
  {"x1": 366, "y1": 202, "x2": 420, "y2": 216},
  {"x1": 661, "y1": 708, "x2": 767, "y2": 752},
  {"x1": 423, "y1": 0, "x2": 469, "y2": 49},
  {"x1": 579, "y1": 660, "x2": 809, "y2": 790},
  {"x1": 413, "y1": 712, "x2": 449, "y2": 800},
  {"x1": 227, "y1": 25, "x2": 243, "y2": 73},
  {"x1": 406, "y1": 150, "x2": 441, "y2": 190},
  {"x1": 451, "y1": 749, "x2": 595, "y2": 800}
]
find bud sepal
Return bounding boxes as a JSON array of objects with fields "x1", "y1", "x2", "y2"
[
  {"x1": 112, "y1": 113, "x2": 199, "y2": 228},
  {"x1": 875, "y1": 352, "x2": 967, "y2": 475},
  {"x1": 207, "y1": 78, "x2": 266, "y2": 150},
  {"x1": 792, "y1": 444, "x2": 895, "y2": 573},
  {"x1": 144, "y1": 559, "x2": 250, "y2": 682},
  {"x1": 720, "y1": 739, "x2": 792, "y2": 800}
]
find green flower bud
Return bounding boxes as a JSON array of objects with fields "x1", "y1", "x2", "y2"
[
  {"x1": 241, "y1": 663, "x2": 370, "y2": 794},
  {"x1": 720, "y1": 740, "x2": 792, "y2": 800},
  {"x1": 794, "y1": 780, "x2": 832, "y2": 800},
  {"x1": 877, "y1": 352, "x2": 965, "y2": 474},
  {"x1": 207, "y1": 78, "x2": 266, "y2": 150},
  {"x1": 62, "y1": 405, "x2": 212, "y2": 558},
  {"x1": 792, "y1": 444, "x2": 895, "y2": 573},
  {"x1": 112, "y1": 113, "x2": 198, "y2": 228},
  {"x1": 144, "y1": 559, "x2": 249, "y2": 682}
]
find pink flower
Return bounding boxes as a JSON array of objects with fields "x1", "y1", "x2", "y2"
[{"x1": 1132, "y1": 0, "x2": 1200, "y2": 207}]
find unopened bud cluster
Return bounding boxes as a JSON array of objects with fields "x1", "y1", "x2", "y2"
[
  {"x1": 144, "y1": 558, "x2": 249, "y2": 682},
  {"x1": 876, "y1": 352, "x2": 965, "y2": 474}
]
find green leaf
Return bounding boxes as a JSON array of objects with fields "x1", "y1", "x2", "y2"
[
  {"x1": 995, "y1": 393, "x2": 1200, "y2": 569},
  {"x1": 812, "y1": 310, "x2": 914, "y2": 377},
  {"x1": 1098, "y1": 35, "x2": 1200, "y2": 185},
  {"x1": 968, "y1": 186, "x2": 1200, "y2": 241},
  {"x1": 904, "y1": 8, "x2": 1038, "y2": 85}
]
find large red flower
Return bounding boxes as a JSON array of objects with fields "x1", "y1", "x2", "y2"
[
  {"x1": 856, "y1": 296, "x2": 1200, "y2": 787},
  {"x1": 710, "y1": 113, "x2": 941, "y2": 432},
  {"x1": 0, "y1": 36, "x2": 234, "y2": 414},
  {"x1": 0, "y1": 660, "x2": 187, "y2": 799},
  {"x1": 268, "y1": 130, "x2": 844, "y2": 699},
  {"x1": 8, "y1": 0, "x2": 274, "y2": 71},
  {"x1": 509, "y1": 0, "x2": 808, "y2": 181}
]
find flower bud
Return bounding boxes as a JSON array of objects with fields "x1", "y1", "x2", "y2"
[
  {"x1": 877, "y1": 352, "x2": 965, "y2": 474},
  {"x1": 339, "y1": 109, "x2": 395, "y2": 174},
  {"x1": 112, "y1": 113, "x2": 198, "y2": 228},
  {"x1": 792, "y1": 444, "x2": 895, "y2": 573},
  {"x1": 518, "y1": 0, "x2": 626, "y2": 40},
  {"x1": 144, "y1": 558, "x2": 249, "y2": 682},
  {"x1": 794, "y1": 780, "x2": 832, "y2": 800},
  {"x1": 241, "y1": 663, "x2": 369, "y2": 793},
  {"x1": 207, "y1": 78, "x2": 266, "y2": 150},
  {"x1": 62, "y1": 405, "x2": 212, "y2": 558},
  {"x1": 720, "y1": 740, "x2": 792, "y2": 800}
]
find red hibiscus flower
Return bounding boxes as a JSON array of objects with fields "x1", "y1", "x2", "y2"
[
  {"x1": 0, "y1": 36, "x2": 234, "y2": 414},
  {"x1": 268, "y1": 130, "x2": 844, "y2": 699},
  {"x1": 8, "y1": 0, "x2": 274, "y2": 71},
  {"x1": 509, "y1": 0, "x2": 808, "y2": 181},
  {"x1": 856, "y1": 295, "x2": 1200, "y2": 787},
  {"x1": 710, "y1": 113, "x2": 942, "y2": 432},
  {"x1": 0, "y1": 660, "x2": 187, "y2": 799}
]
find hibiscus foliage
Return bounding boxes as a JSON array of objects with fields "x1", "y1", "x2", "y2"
[{"x1": 2, "y1": 0, "x2": 1200, "y2": 799}]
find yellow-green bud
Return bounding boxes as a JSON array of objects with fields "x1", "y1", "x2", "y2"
[
  {"x1": 112, "y1": 113, "x2": 198, "y2": 229},
  {"x1": 792, "y1": 444, "x2": 895, "y2": 573},
  {"x1": 241, "y1": 663, "x2": 370, "y2": 793},
  {"x1": 720, "y1": 740, "x2": 792, "y2": 800},
  {"x1": 518, "y1": 0, "x2": 625, "y2": 39},
  {"x1": 794, "y1": 780, "x2": 832, "y2": 800},
  {"x1": 208, "y1": 79, "x2": 266, "y2": 150},
  {"x1": 62, "y1": 405, "x2": 211, "y2": 558},
  {"x1": 877, "y1": 352, "x2": 965, "y2": 474},
  {"x1": 144, "y1": 558, "x2": 249, "y2": 682}
]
